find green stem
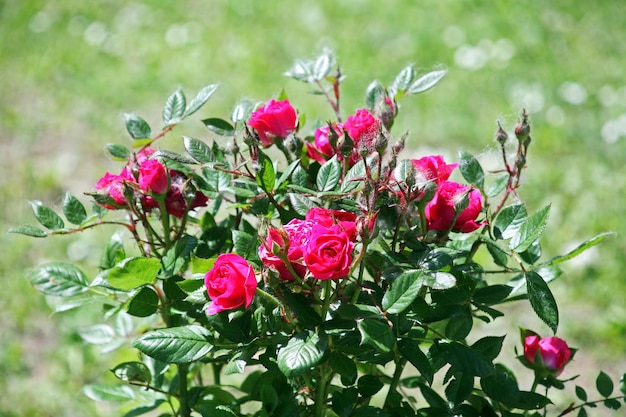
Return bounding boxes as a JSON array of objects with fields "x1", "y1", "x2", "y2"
[
  {"x1": 314, "y1": 366, "x2": 331, "y2": 417},
  {"x1": 178, "y1": 363, "x2": 190, "y2": 417},
  {"x1": 384, "y1": 356, "x2": 407, "y2": 409}
]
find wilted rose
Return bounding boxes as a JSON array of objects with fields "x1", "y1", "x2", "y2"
[
  {"x1": 205, "y1": 253, "x2": 257, "y2": 315},
  {"x1": 94, "y1": 172, "x2": 130, "y2": 209},
  {"x1": 248, "y1": 99, "x2": 298, "y2": 147}
]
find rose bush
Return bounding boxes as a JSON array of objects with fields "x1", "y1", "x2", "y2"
[{"x1": 11, "y1": 49, "x2": 624, "y2": 417}]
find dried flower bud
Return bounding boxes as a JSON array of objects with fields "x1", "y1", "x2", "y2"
[{"x1": 495, "y1": 122, "x2": 508, "y2": 145}]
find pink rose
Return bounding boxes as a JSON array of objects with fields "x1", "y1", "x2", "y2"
[
  {"x1": 344, "y1": 108, "x2": 380, "y2": 149},
  {"x1": 259, "y1": 219, "x2": 314, "y2": 281},
  {"x1": 306, "y1": 123, "x2": 343, "y2": 163},
  {"x1": 205, "y1": 253, "x2": 257, "y2": 315},
  {"x1": 138, "y1": 159, "x2": 168, "y2": 195},
  {"x1": 523, "y1": 335, "x2": 572, "y2": 376},
  {"x1": 424, "y1": 181, "x2": 484, "y2": 233},
  {"x1": 248, "y1": 99, "x2": 298, "y2": 147},
  {"x1": 94, "y1": 172, "x2": 129, "y2": 209},
  {"x1": 411, "y1": 155, "x2": 459, "y2": 184},
  {"x1": 305, "y1": 207, "x2": 357, "y2": 240},
  {"x1": 163, "y1": 170, "x2": 208, "y2": 218},
  {"x1": 304, "y1": 224, "x2": 354, "y2": 280}
]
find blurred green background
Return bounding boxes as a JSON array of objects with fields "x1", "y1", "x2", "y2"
[{"x1": 1, "y1": 0, "x2": 625, "y2": 415}]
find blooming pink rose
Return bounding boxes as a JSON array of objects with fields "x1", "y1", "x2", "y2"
[
  {"x1": 411, "y1": 155, "x2": 459, "y2": 184},
  {"x1": 306, "y1": 123, "x2": 343, "y2": 163},
  {"x1": 205, "y1": 253, "x2": 257, "y2": 315},
  {"x1": 94, "y1": 172, "x2": 129, "y2": 209},
  {"x1": 524, "y1": 335, "x2": 572, "y2": 376},
  {"x1": 424, "y1": 181, "x2": 484, "y2": 233},
  {"x1": 343, "y1": 108, "x2": 380, "y2": 149},
  {"x1": 248, "y1": 99, "x2": 298, "y2": 147},
  {"x1": 304, "y1": 224, "x2": 354, "y2": 280},
  {"x1": 259, "y1": 219, "x2": 314, "y2": 281},
  {"x1": 305, "y1": 207, "x2": 357, "y2": 240},
  {"x1": 138, "y1": 159, "x2": 169, "y2": 195}
]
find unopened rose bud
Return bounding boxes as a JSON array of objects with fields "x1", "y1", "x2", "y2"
[
  {"x1": 495, "y1": 122, "x2": 508, "y2": 145},
  {"x1": 523, "y1": 334, "x2": 572, "y2": 376},
  {"x1": 514, "y1": 110, "x2": 530, "y2": 141},
  {"x1": 375, "y1": 132, "x2": 388, "y2": 154}
]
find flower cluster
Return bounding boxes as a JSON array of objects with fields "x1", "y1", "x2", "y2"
[
  {"x1": 93, "y1": 147, "x2": 208, "y2": 217},
  {"x1": 13, "y1": 50, "x2": 620, "y2": 417}
]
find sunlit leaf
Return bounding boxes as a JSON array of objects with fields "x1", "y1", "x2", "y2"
[
  {"x1": 525, "y1": 271, "x2": 558, "y2": 333},
  {"x1": 407, "y1": 68, "x2": 447, "y2": 95},
  {"x1": 163, "y1": 87, "x2": 186, "y2": 126},
  {"x1": 63, "y1": 193, "x2": 87, "y2": 225},
  {"x1": 510, "y1": 204, "x2": 551, "y2": 253},
  {"x1": 27, "y1": 262, "x2": 89, "y2": 297},
  {"x1": 124, "y1": 113, "x2": 151, "y2": 140},
  {"x1": 83, "y1": 384, "x2": 135, "y2": 402},
  {"x1": 30, "y1": 201, "x2": 64, "y2": 230},
  {"x1": 185, "y1": 83, "x2": 219, "y2": 117},
  {"x1": 132, "y1": 325, "x2": 213, "y2": 364},
  {"x1": 277, "y1": 330, "x2": 327, "y2": 377}
]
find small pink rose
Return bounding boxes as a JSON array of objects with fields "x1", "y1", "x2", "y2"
[
  {"x1": 305, "y1": 207, "x2": 357, "y2": 240},
  {"x1": 259, "y1": 219, "x2": 314, "y2": 281},
  {"x1": 344, "y1": 108, "x2": 379, "y2": 149},
  {"x1": 307, "y1": 123, "x2": 344, "y2": 163},
  {"x1": 424, "y1": 181, "x2": 484, "y2": 233},
  {"x1": 524, "y1": 335, "x2": 572, "y2": 376},
  {"x1": 304, "y1": 224, "x2": 354, "y2": 280},
  {"x1": 138, "y1": 159, "x2": 169, "y2": 195},
  {"x1": 411, "y1": 155, "x2": 459, "y2": 184},
  {"x1": 248, "y1": 99, "x2": 298, "y2": 147},
  {"x1": 205, "y1": 253, "x2": 257, "y2": 315},
  {"x1": 94, "y1": 172, "x2": 129, "y2": 209}
]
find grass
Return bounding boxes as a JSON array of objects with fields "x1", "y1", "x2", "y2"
[{"x1": 1, "y1": 1, "x2": 625, "y2": 415}]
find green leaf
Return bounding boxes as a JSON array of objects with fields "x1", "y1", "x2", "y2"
[
  {"x1": 443, "y1": 341, "x2": 494, "y2": 377},
  {"x1": 525, "y1": 271, "x2": 559, "y2": 333},
  {"x1": 289, "y1": 193, "x2": 316, "y2": 216},
  {"x1": 79, "y1": 324, "x2": 115, "y2": 345},
  {"x1": 107, "y1": 257, "x2": 161, "y2": 291},
  {"x1": 185, "y1": 83, "x2": 219, "y2": 117},
  {"x1": 105, "y1": 143, "x2": 130, "y2": 161},
  {"x1": 132, "y1": 325, "x2": 213, "y2": 364},
  {"x1": 183, "y1": 136, "x2": 215, "y2": 164},
  {"x1": 398, "y1": 339, "x2": 434, "y2": 384},
  {"x1": 510, "y1": 204, "x2": 551, "y2": 253},
  {"x1": 203, "y1": 117, "x2": 235, "y2": 136},
  {"x1": 472, "y1": 336, "x2": 505, "y2": 362},
  {"x1": 341, "y1": 159, "x2": 365, "y2": 193},
  {"x1": 382, "y1": 269, "x2": 424, "y2": 314},
  {"x1": 391, "y1": 64, "x2": 416, "y2": 94},
  {"x1": 620, "y1": 373, "x2": 626, "y2": 394},
  {"x1": 124, "y1": 113, "x2": 152, "y2": 140},
  {"x1": 230, "y1": 98, "x2": 254, "y2": 123},
  {"x1": 544, "y1": 232, "x2": 615, "y2": 267},
  {"x1": 596, "y1": 371, "x2": 614, "y2": 397},
  {"x1": 275, "y1": 159, "x2": 302, "y2": 190},
  {"x1": 407, "y1": 68, "x2": 447, "y2": 95},
  {"x1": 8, "y1": 225, "x2": 47, "y2": 238},
  {"x1": 162, "y1": 235, "x2": 197, "y2": 276},
  {"x1": 486, "y1": 173, "x2": 509, "y2": 198},
  {"x1": 127, "y1": 286, "x2": 159, "y2": 317},
  {"x1": 83, "y1": 384, "x2": 135, "y2": 402},
  {"x1": 277, "y1": 330, "x2": 328, "y2": 377},
  {"x1": 111, "y1": 361, "x2": 152, "y2": 385},
  {"x1": 445, "y1": 311, "x2": 473, "y2": 341},
  {"x1": 163, "y1": 88, "x2": 186, "y2": 126},
  {"x1": 27, "y1": 262, "x2": 89, "y2": 297},
  {"x1": 485, "y1": 241, "x2": 509, "y2": 267},
  {"x1": 232, "y1": 230, "x2": 257, "y2": 258},
  {"x1": 358, "y1": 319, "x2": 395, "y2": 353},
  {"x1": 63, "y1": 193, "x2": 87, "y2": 225},
  {"x1": 101, "y1": 233, "x2": 125, "y2": 270},
  {"x1": 329, "y1": 352, "x2": 357, "y2": 386},
  {"x1": 316, "y1": 155, "x2": 341, "y2": 192},
  {"x1": 480, "y1": 369, "x2": 520, "y2": 406},
  {"x1": 473, "y1": 285, "x2": 513, "y2": 305},
  {"x1": 357, "y1": 374, "x2": 384, "y2": 397},
  {"x1": 422, "y1": 271, "x2": 456, "y2": 290},
  {"x1": 365, "y1": 80, "x2": 385, "y2": 111},
  {"x1": 256, "y1": 150, "x2": 276, "y2": 192},
  {"x1": 575, "y1": 385, "x2": 588, "y2": 401},
  {"x1": 153, "y1": 149, "x2": 197, "y2": 165},
  {"x1": 282, "y1": 290, "x2": 323, "y2": 326},
  {"x1": 493, "y1": 203, "x2": 527, "y2": 240},
  {"x1": 313, "y1": 48, "x2": 333, "y2": 80},
  {"x1": 30, "y1": 201, "x2": 64, "y2": 230},
  {"x1": 458, "y1": 150, "x2": 484, "y2": 190}
]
